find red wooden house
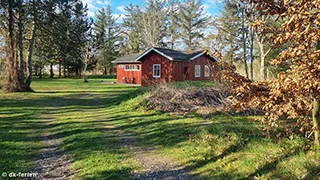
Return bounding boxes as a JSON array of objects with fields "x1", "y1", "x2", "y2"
[{"x1": 112, "y1": 47, "x2": 219, "y2": 86}]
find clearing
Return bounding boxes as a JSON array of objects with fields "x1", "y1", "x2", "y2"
[{"x1": 0, "y1": 77, "x2": 319, "y2": 179}]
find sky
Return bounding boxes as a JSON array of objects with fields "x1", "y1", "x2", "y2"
[{"x1": 81, "y1": 0, "x2": 224, "y2": 20}]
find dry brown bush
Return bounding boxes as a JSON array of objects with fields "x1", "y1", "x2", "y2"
[{"x1": 145, "y1": 83, "x2": 233, "y2": 115}]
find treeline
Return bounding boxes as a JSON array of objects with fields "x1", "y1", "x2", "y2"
[
  {"x1": 0, "y1": 0, "x2": 91, "y2": 92},
  {"x1": 94, "y1": 0, "x2": 210, "y2": 74},
  {"x1": 212, "y1": 0, "x2": 288, "y2": 81},
  {"x1": 0, "y1": 0, "x2": 212, "y2": 92}
]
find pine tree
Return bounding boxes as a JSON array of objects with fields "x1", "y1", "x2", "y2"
[
  {"x1": 0, "y1": 0, "x2": 21, "y2": 92},
  {"x1": 212, "y1": 0, "x2": 242, "y2": 63},
  {"x1": 141, "y1": 0, "x2": 167, "y2": 48},
  {"x1": 94, "y1": 6, "x2": 119, "y2": 74},
  {"x1": 35, "y1": 0, "x2": 57, "y2": 78},
  {"x1": 179, "y1": 0, "x2": 208, "y2": 51},
  {"x1": 167, "y1": 0, "x2": 180, "y2": 49},
  {"x1": 0, "y1": 0, "x2": 39, "y2": 92},
  {"x1": 121, "y1": 4, "x2": 143, "y2": 54},
  {"x1": 69, "y1": 1, "x2": 91, "y2": 76}
]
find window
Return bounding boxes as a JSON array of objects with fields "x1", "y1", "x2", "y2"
[
  {"x1": 204, "y1": 65, "x2": 210, "y2": 77},
  {"x1": 195, "y1": 65, "x2": 201, "y2": 78},
  {"x1": 153, "y1": 64, "x2": 161, "y2": 78},
  {"x1": 124, "y1": 65, "x2": 140, "y2": 71},
  {"x1": 119, "y1": 65, "x2": 123, "y2": 68}
]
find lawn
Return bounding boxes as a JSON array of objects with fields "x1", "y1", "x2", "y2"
[{"x1": 0, "y1": 77, "x2": 319, "y2": 179}]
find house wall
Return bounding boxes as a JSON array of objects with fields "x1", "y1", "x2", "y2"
[
  {"x1": 140, "y1": 51, "x2": 173, "y2": 86},
  {"x1": 172, "y1": 54, "x2": 219, "y2": 81},
  {"x1": 116, "y1": 52, "x2": 219, "y2": 86},
  {"x1": 116, "y1": 63, "x2": 142, "y2": 84}
]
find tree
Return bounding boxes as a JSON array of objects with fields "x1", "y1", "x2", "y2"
[
  {"x1": 94, "y1": 6, "x2": 119, "y2": 74},
  {"x1": 141, "y1": 0, "x2": 167, "y2": 48},
  {"x1": 212, "y1": 0, "x2": 241, "y2": 63},
  {"x1": 121, "y1": 4, "x2": 143, "y2": 54},
  {"x1": 224, "y1": 0, "x2": 320, "y2": 146},
  {"x1": 1, "y1": 0, "x2": 21, "y2": 92},
  {"x1": 25, "y1": 0, "x2": 38, "y2": 88},
  {"x1": 240, "y1": 2, "x2": 249, "y2": 79},
  {"x1": 179, "y1": 0, "x2": 208, "y2": 51},
  {"x1": 68, "y1": 1, "x2": 91, "y2": 76},
  {"x1": 248, "y1": 1, "x2": 255, "y2": 81},
  {"x1": 35, "y1": 0, "x2": 57, "y2": 78},
  {"x1": 167, "y1": 0, "x2": 180, "y2": 49}
]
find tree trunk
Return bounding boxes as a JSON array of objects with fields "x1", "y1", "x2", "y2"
[
  {"x1": 83, "y1": 63, "x2": 88, "y2": 83},
  {"x1": 18, "y1": 0, "x2": 24, "y2": 85},
  {"x1": 241, "y1": 5, "x2": 249, "y2": 79},
  {"x1": 83, "y1": 46, "x2": 88, "y2": 82},
  {"x1": 63, "y1": 58, "x2": 66, "y2": 78},
  {"x1": 249, "y1": 1, "x2": 254, "y2": 81},
  {"x1": 50, "y1": 62, "x2": 54, "y2": 78},
  {"x1": 314, "y1": 40, "x2": 320, "y2": 146},
  {"x1": 39, "y1": 67, "x2": 42, "y2": 78},
  {"x1": 259, "y1": 42, "x2": 265, "y2": 81},
  {"x1": 250, "y1": 28, "x2": 254, "y2": 81},
  {"x1": 25, "y1": 0, "x2": 37, "y2": 92},
  {"x1": 4, "y1": 0, "x2": 21, "y2": 93},
  {"x1": 104, "y1": 67, "x2": 107, "y2": 75},
  {"x1": 59, "y1": 60, "x2": 61, "y2": 77},
  {"x1": 35, "y1": 68, "x2": 38, "y2": 76},
  {"x1": 312, "y1": 98, "x2": 320, "y2": 146}
]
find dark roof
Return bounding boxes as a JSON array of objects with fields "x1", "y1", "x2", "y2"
[
  {"x1": 153, "y1": 47, "x2": 190, "y2": 61},
  {"x1": 188, "y1": 51, "x2": 205, "y2": 59},
  {"x1": 111, "y1": 53, "x2": 141, "y2": 63},
  {"x1": 112, "y1": 47, "x2": 218, "y2": 64}
]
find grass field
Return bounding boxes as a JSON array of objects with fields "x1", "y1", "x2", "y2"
[{"x1": 0, "y1": 77, "x2": 319, "y2": 179}]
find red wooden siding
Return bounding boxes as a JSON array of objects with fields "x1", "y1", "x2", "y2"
[
  {"x1": 116, "y1": 63, "x2": 142, "y2": 84},
  {"x1": 140, "y1": 51, "x2": 173, "y2": 86},
  {"x1": 172, "y1": 54, "x2": 218, "y2": 81},
  {"x1": 115, "y1": 51, "x2": 219, "y2": 86}
]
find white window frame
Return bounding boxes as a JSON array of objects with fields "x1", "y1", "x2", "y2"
[
  {"x1": 124, "y1": 64, "x2": 140, "y2": 71},
  {"x1": 195, "y1": 65, "x2": 201, "y2": 78},
  {"x1": 204, "y1": 65, "x2": 210, "y2": 77},
  {"x1": 153, "y1": 64, "x2": 161, "y2": 78}
]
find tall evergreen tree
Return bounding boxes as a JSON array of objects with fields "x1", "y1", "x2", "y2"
[
  {"x1": 0, "y1": 0, "x2": 39, "y2": 92},
  {"x1": 212, "y1": 0, "x2": 241, "y2": 63},
  {"x1": 35, "y1": 0, "x2": 57, "y2": 78},
  {"x1": 179, "y1": 0, "x2": 208, "y2": 51},
  {"x1": 141, "y1": 0, "x2": 167, "y2": 48},
  {"x1": 69, "y1": 1, "x2": 91, "y2": 76},
  {"x1": 121, "y1": 4, "x2": 143, "y2": 54},
  {"x1": 94, "y1": 6, "x2": 119, "y2": 74},
  {"x1": 167, "y1": 0, "x2": 180, "y2": 49},
  {"x1": 0, "y1": 0, "x2": 20, "y2": 92}
]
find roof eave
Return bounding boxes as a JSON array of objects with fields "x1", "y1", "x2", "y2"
[
  {"x1": 112, "y1": 61, "x2": 141, "y2": 64},
  {"x1": 135, "y1": 48, "x2": 174, "y2": 61},
  {"x1": 189, "y1": 51, "x2": 206, "y2": 61},
  {"x1": 189, "y1": 51, "x2": 220, "y2": 62}
]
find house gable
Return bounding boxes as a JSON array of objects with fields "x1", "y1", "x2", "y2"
[{"x1": 135, "y1": 48, "x2": 174, "y2": 61}]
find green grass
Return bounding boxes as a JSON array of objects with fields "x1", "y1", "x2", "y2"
[
  {"x1": 169, "y1": 80, "x2": 217, "y2": 89},
  {"x1": 0, "y1": 78, "x2": 319, "y2": 179}
]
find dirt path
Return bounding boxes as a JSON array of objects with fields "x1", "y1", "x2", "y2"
[
  {"x1": 32, "y1": 93, "x2": 189, "y2": 180},
  {"x1": 31, "y1": 110, "x2": 75, "y2": 180},
  {"x1": 105, "y1": 125, "x2": 191, "y2": 180}
]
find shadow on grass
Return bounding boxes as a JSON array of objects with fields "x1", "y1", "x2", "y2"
[
  {"x1": 0, "y1": 85, "x2": 144, "y2": 178},
  {"x1": 86, "y1": 168, "x2": 132, "y2": 180},
  {"x1": 302, "y1": 165, "x2": 320, "y2": 180},
  {"x1": 0, "y1": 108, "x2": 45, "y2": 172}
]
